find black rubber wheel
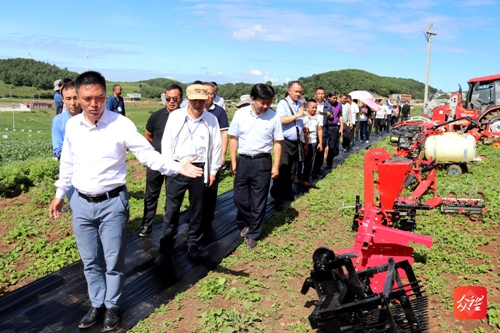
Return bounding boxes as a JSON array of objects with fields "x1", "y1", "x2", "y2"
[
  {"x1": 447, "y1": 164, "x2": 462, "y2": 177},
  {"x1": 480, "y1": 110, "x2": 500, "y2": 133}
]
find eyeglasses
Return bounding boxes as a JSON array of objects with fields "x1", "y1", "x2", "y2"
[{"x1": 165, "y1": 97, "x2": 180, "y2": 102}]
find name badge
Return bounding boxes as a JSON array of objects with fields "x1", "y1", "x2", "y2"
[{"x1": 189, "y1": 142, "x2": 197, "y2": 156}]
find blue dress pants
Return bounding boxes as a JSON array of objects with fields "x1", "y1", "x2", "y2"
[{"x1": 71, "y1": 188, "x2": 129, "y2": 309}]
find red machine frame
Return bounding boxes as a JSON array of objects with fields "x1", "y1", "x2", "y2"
[{"x1": 337, "y1": 148, "x2": 485, "y2": 291}]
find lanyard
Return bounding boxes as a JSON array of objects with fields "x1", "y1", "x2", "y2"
[{"x1": 185, "y1": 117, "x2": 201, "y2": 139}]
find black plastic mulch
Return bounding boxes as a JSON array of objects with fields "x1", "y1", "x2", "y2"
[{"x1": 0, "y1": 136, "x2": 384, "y2": 332}]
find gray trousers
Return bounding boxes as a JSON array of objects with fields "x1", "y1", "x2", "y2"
[{"x1": 71, "y1": 187, "x2": 129, "y2": 309}]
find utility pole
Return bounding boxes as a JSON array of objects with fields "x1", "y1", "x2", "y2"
[{"x1": 423, "y1": 23, "x2": 437, "y2": 104}]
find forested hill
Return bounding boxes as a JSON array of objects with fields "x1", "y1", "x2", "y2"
[
  {"x1": 0, "y1": 58, "x2": 436, "y2": 100},
  {"x1": 218, "y1": 69, "x2": 437, "y2": 101},
  {"x1": 298, "y1": 69, "x2": 437, "y2": 100},
  {"x1": 0, "y1": 58, "x2": 79, "y2": 90}
]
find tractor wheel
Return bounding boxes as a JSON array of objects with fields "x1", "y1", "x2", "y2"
[
  {"x1": 447, "y1": 164, "x2": 462, "y2": 177},
  {"x1": 481, "y1": 110, "x2": 500, "y2": 134}
]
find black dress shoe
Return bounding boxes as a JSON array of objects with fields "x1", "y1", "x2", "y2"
[
  {"x1": 188, "y1": 245, "x2": 201, "y2": 259},
  {"x1": 154, "y1": 254, "x2": 168, "y2": 266},
  {"x1": 103, "y1": 308, "x2": 120, "y2": 331},
  {"x1": 138, "y1": 226, "x2": 151, "y2": 237},
  {"x1": 78, "y1": 306, "x2": 104, "y2": 329}
]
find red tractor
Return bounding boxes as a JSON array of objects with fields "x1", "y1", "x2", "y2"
[{"x1": 431, "y1": 73, "x2": 500, "y2": 143}]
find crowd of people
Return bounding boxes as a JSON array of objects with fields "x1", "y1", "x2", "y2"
[{"x1": 48, "y1": 73, "x2": 414, "y2": 331}]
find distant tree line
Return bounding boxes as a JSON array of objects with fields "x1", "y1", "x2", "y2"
[
  {"x1": 216, "y1": 69, "x2": 438, "y2": 101},
  {"x1": 0, "y1": 59, "x2": 437, "y2": 101},
  {"x1": 138, "y1": 78, "x2": 187, "y2": 99},
  {"x1": 0, "y1": 58, "x2": 79, "y2": 90},
  {"x1": 298, "y1": 69, "x2": 437, "y2": 100}
]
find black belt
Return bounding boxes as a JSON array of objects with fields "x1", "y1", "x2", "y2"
[
  {"x1": 239, "y1": 153, "x2": 270, "y2": 159},
  {"x1": 191, "y1": 162, "x2": 205, "y2": 168},
  {"x1": 284, "y1": 138, "x2": 298, "y2": 144},
  {"x1": 175, "y1": 160, "x2": 205, "y2": 168},
  {"x1": 78, "y1": 185, "x2": 125, "y2": 203}
]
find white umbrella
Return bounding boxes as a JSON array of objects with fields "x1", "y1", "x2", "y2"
[
  {"x1": 361, "y1": 98, "x2": 380, "y2": 111},
  {"x1": 349, "y1": 90, "x2": 374, "y2": 100}
]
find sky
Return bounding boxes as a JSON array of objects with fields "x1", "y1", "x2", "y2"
[{"x1": 1, "y1": 0, "x2": 499, "y2": 93}]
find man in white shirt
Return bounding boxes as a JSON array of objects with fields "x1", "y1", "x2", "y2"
[
  {"x1": 348, "y1": 95, "x2": 360, "y2": 144},
  {"x1": 313, "y1": 87, "x2": 327, "y2": 175},
  {"x1": 156, "y1": 84, "x2": 222, "y2": 264},
  {"x1": 341, "y1": 93, "x2": 353, "y2": 152},
  {"x1": 229, "y1": 83, "x2": 283, "y2": 249},
  {"x1": 48, "y1": 71, "x2": 202, "y2": 331},
  {"x1": 299, "y1": 100, "x2": 323, "y2": 186},
  {"x1": 374, "y1": 99, "x2": 389, "y2": 135},
  {"x1": 212, "y1": 81, "x2": 226, "y2": 110}
]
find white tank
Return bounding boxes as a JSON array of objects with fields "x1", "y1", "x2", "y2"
[{"x1": 424, "y1": 132, "x2": 476, "y2": 162}]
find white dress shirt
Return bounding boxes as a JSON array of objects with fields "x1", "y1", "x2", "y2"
[
  {"x1": 161, "y1": 107, "x2": 221, "y2": 183},
  {"x1": 228, "y1": 105, "x2": 283, "y2": 154},
  {"x1": 55, "y1": 110, "x2": 179, "y2": 198},
  {"x1": 350, "y1": 102, "x2": 359, "y2": 123},
  {"x1": 214, "y1": 95, "x2": 226, "y2": 110}
]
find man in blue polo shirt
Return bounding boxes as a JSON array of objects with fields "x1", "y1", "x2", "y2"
[
  {"x1": 229, "y1": 83, "x2": 283, "y2": 249},
  {"x1": 270, "y1": 81, "x2": 306, "y2": 204},
  {"x1": 53, "y1": 79, "x2": 63, "y2": 115},
  {"x1": 106, "y1": 84, "x2": 125, "y2": 116}
]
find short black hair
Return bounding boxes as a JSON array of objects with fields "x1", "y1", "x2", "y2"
[
  {"x1": 211, "y1": 81, "x2": 218, "y2": 87},
  {"x1": 327, "y1": 90, "x2": 337, "y2": 98},
  {"x1": 193, "y1": 80, "x2": 203, "y2": 85},
  {"x1": 203, "y1": 82, "x2": 216, "y2": 88},
  {"x1": 307, "y1": 99, "x2": 317, "y2": 105},
  {"x1": 315, "y1": 87, "x2": 325, "y2": 93},
  {"x1": 250, "y1": 83, "x2": 275, "y2": 100},
  {"x1": 166, "y1": 84, "x2": 183, "y2": 97},
  {"x1": 288, "y1": 80, "x2": 302, "y2": 89},
  {"x1": 112, "y1": 84, "x2": 121, "y2": 92},
  {"x1": 75, "y1": 71, "x2": 106, "y2": 94},
  {"x1": 61, "y1": 81, "x2": 75, "y2": 97}
]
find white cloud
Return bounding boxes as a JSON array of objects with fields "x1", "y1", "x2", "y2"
[
  {"x1": 249, "y1": 69, "x2": 262, "y2": 76},
  {"x1": 283, "y1": 77, "x2": 291, "y2": 84},
  {"x1": 213, "y1": 71, "x2": 228, "y2": 77},
  {"x1": 232, "y1": 24, "x2": 266, "y2": 41},
  {"x1": 264, "y1": 75, "x2": 279, "y2": 83}
]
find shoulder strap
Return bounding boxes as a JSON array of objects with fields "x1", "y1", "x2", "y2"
[
  {"x1": 282, "y1": 98, "x2": 295, "y2": 116},
  {"x1": 280, "y1": 98, "x2": 302, "y2": 142}
]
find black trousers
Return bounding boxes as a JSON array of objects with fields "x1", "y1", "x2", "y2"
[
  {"x1": 326, "y1": 125, "x2": 340, "y2": 166},
  {"x1": 270, "y1": 138, "x2": 297, "y2": 200},
  {"x1": 159, "y1": 172, "x2": 205, "y2": 254},
  {"x1": 374, "y1": 118, "x2": 384, "y2": 134},
  {"x1": 202, "y1": 170, "x2": 220, "y2": 229},
  {"x1": 233, "y1": 155, "x2": 272, "y2": 240},
  {"x1": 342, "y1": 123, "x2": 353, "y2": 150},
  {"x1": 141, "y1": 168, "x2": 166, "y2": 229},
  {"x1": 312, "y1": 134, "x2": 327, "y2": 173},
  {"x1": 300, "y1": 143, "x2": 315, "y2": 182}
]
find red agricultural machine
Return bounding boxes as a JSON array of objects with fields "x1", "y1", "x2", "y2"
[
  {"x1": 388, "y1": 74, "x2": 500, "y2": 175},
  {"x1": 431, "y1": 73, "x2": 500, "y2": 144},
  {"x1": 389, "y1": 116, "x2": 481, "y2": 176},
  {"x1": 301, "y1": 148, "x2": 485, "y2": 332}
]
